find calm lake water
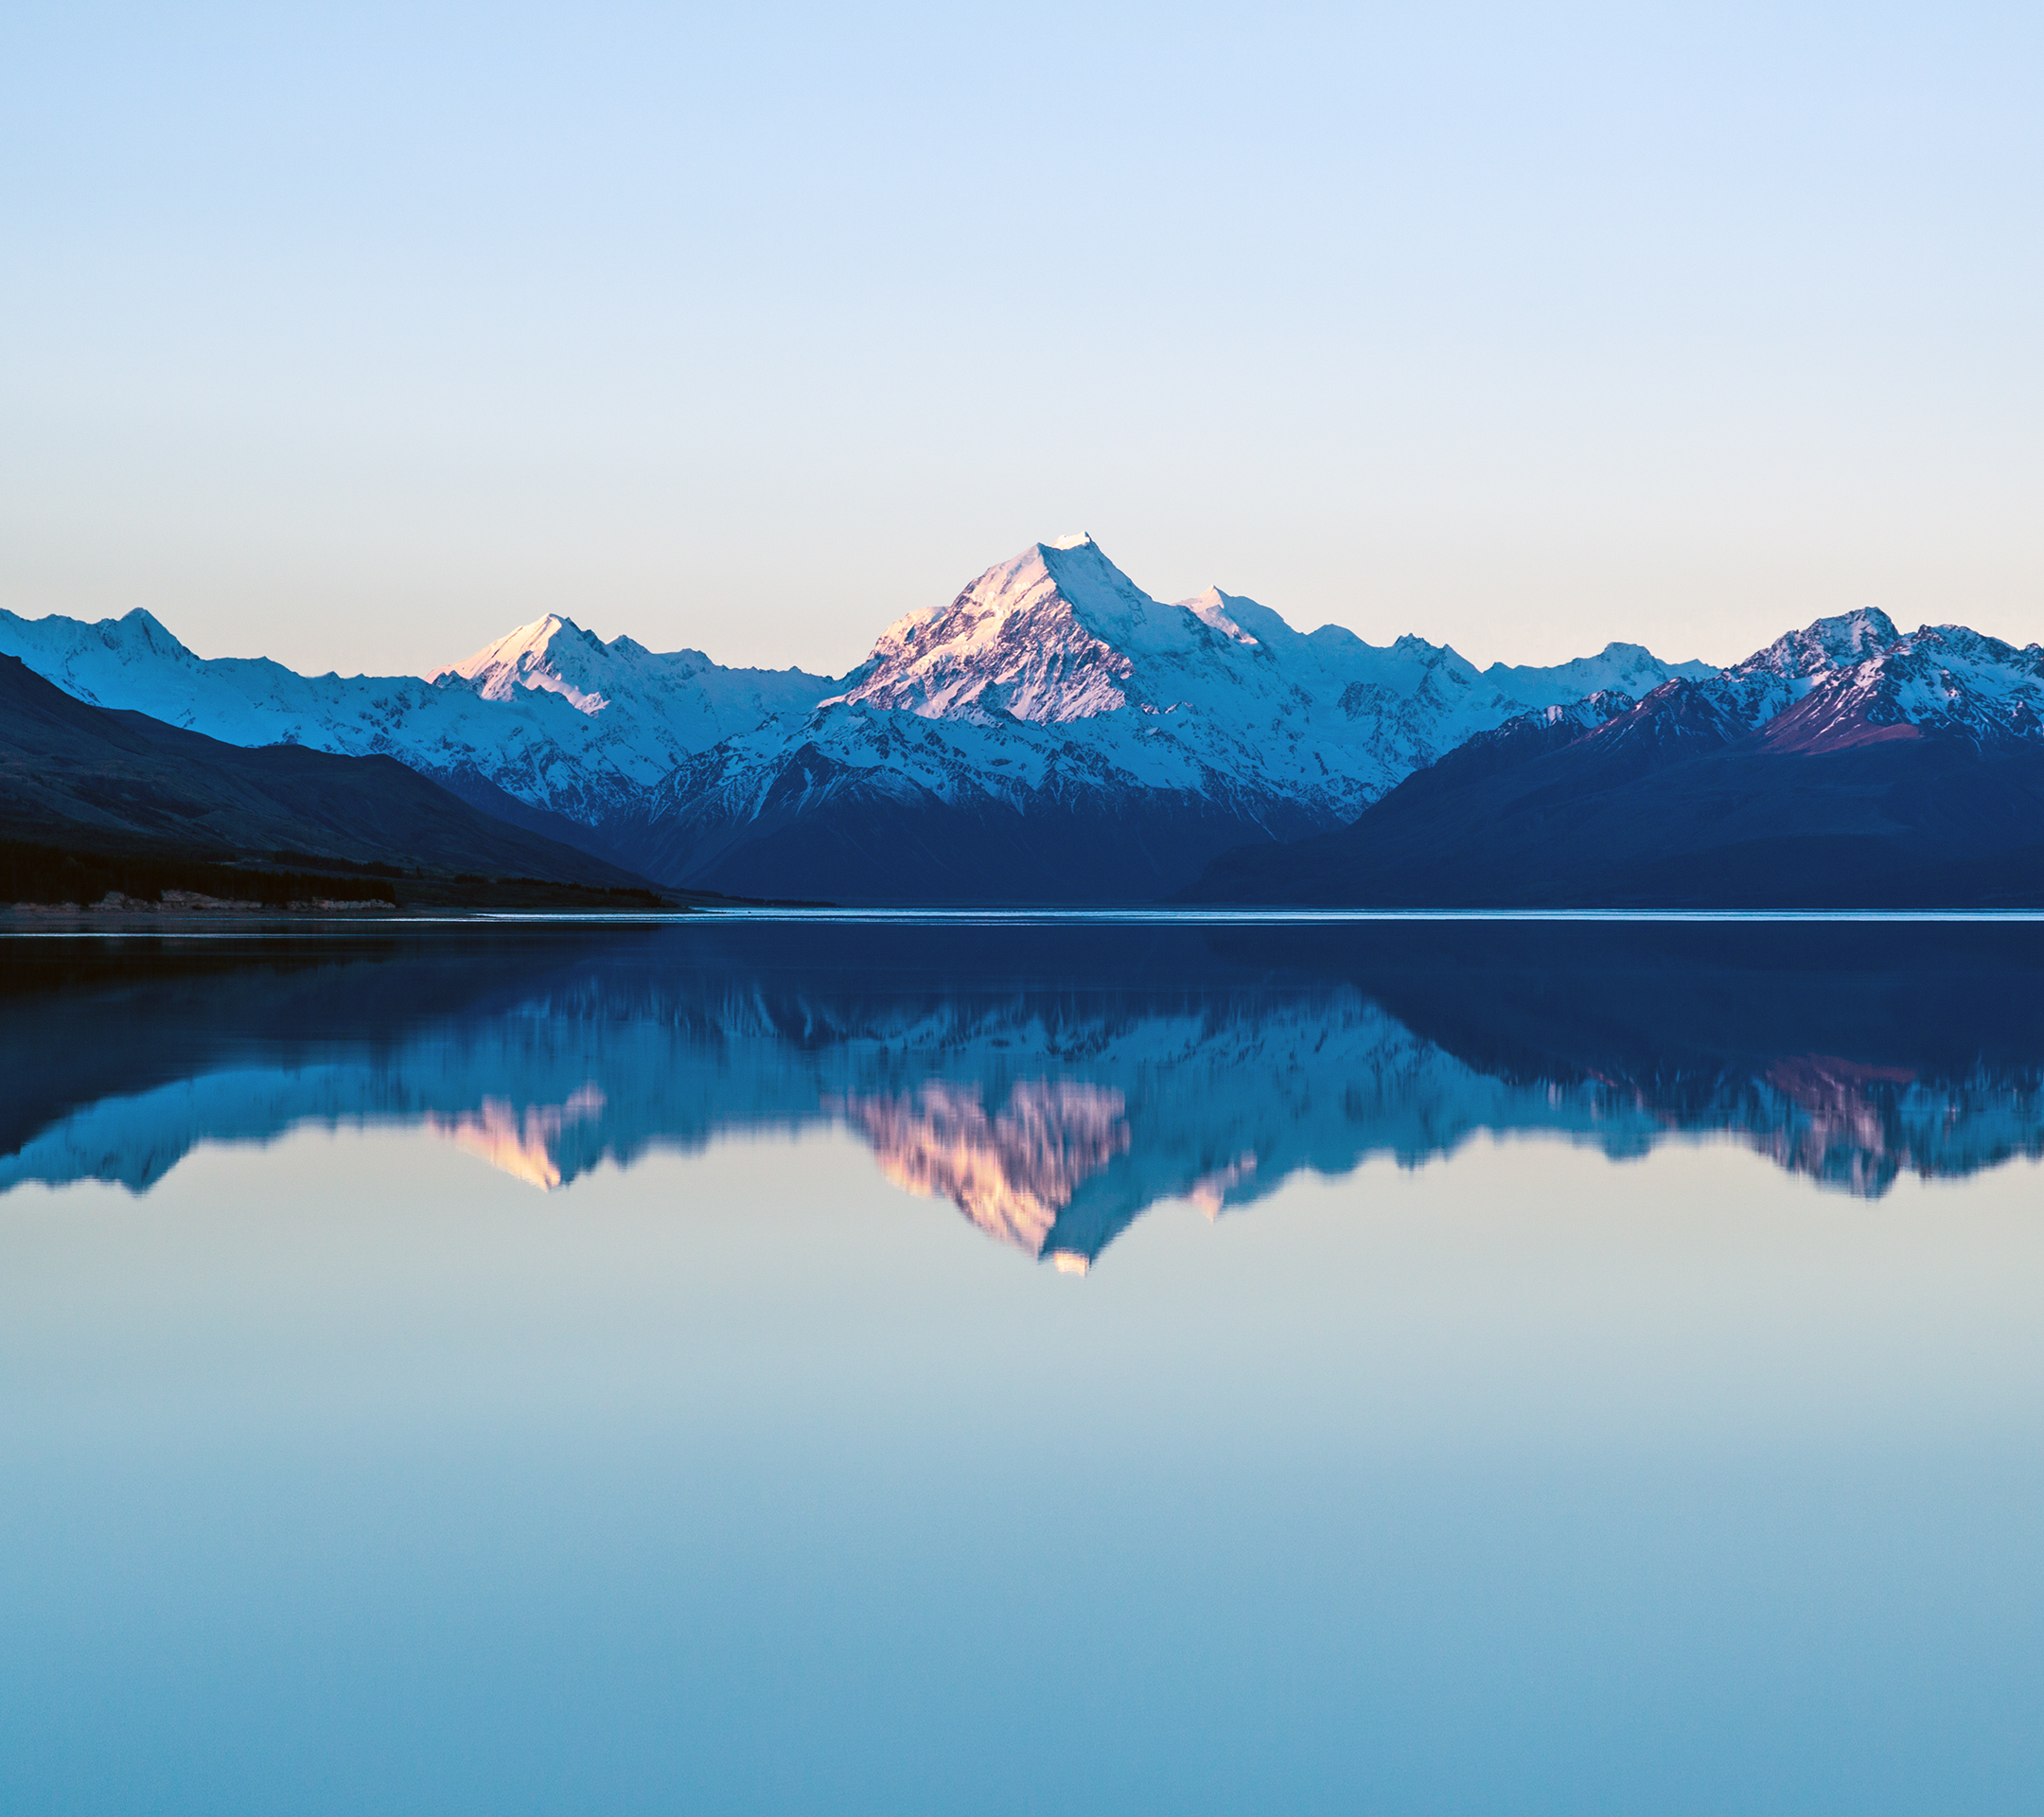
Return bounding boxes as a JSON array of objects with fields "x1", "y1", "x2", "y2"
[{"x1": 5, "y1": 916, "x2": 2043, "y2": 1814}]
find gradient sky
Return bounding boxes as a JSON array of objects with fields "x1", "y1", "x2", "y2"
[{"x1": 3, "y1": 2, "x2": 2039, "y2": 679}]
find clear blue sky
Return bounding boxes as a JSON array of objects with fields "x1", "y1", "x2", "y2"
[{"x1": 3, "y1": 2, "x2": 2038, "y2": 678}]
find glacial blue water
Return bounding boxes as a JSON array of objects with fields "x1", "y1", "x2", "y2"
[{"x1": 4, "y1": 917, "x2": 2043, "y2": 1815}]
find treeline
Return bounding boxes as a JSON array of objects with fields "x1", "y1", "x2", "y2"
[
  {"x1": 0, "y1": 839, "x2": 396, "y2": 908},
  {"x1": 0, "y1": 838, "x2": 681, "y2": 912}
]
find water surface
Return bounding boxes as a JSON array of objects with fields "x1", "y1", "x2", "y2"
[{"x1": 4, "y1": 919, "x2": 2042, "y2": 1813}]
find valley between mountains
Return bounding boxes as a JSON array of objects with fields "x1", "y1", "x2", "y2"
[{"x1": 6, "y1": 534, "x2": 2043, "y2": 907}]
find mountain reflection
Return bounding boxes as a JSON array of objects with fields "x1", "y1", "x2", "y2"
[
  {"x1": 831, "y1": 1082, "x2": 1131, "y2": 1270},
  {"x1": 426, "y1": 1085, "x2": 608, "y2": 1191},
  {"x1": 5, "y1": 920, "x2": 2043, "y2": 1269}
]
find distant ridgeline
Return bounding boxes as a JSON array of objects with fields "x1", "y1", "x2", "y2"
[{"x1": 5, "y1": 538, "x2": 2043, "y2": 906}]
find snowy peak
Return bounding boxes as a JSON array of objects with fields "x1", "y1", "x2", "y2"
[
  {"x1": 1710, "y1": 608, "x2": 1908, "y2": 730},
  {"x1": 439, "y1": 613, "x2": 613, "y2": 714},
  {"x1": 1180, "y1": 587, "x2": 1260, "y2": 646},
  {"x1": 1483, "y1": 641, "x2": 1718, "y2": 705},
  {"x1": 1539, "y1": 688, "x2": 1639, "y2": 732},
  {"x1": 1756, "y1": 625, "x2": 2044, "y2": 753},
  {"x1": 1556, "y1": 609, "x2": 2044, "y2": 758},
  {"x1": 844, "y1": 538, "x2": 1216, "y2": 724},
  {"x1": 1006, "y1": 536, "x2": 1218, "y2": 661},
  {"x1": 430, "y1": 612, "x2": 839, "y2": 793},
  {"x1": 0, "y1": 597, "x2": 842, "y2": 831},
  {"x1": 712, "y1": 537, "x2": 1762, "y2": 891},
  {"x1": 1592, "y1": 676, "x2": 1749, "y2": 757},
  {"x1": 108, "y1": 607, "x2": 197, "y2": 662},
  {"x1": 1739, "y1": 608, "x2": 1902, "y2": 683},
  {"x1": 23, "y1": 536, "x2": 2042, "y2": 907},
  {"x1": 0, "y1": 605, "x2": 217, "y2": 718}
]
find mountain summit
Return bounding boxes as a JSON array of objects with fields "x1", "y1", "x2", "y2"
[
  {"x1": 439, "y1": 614, "x2": 620, "y2": 712},
  {"x1": 836, "y1": 536, "x2": 1224, "y2": 724}
]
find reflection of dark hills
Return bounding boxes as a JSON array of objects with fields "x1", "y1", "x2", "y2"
[
  {"x1": 6, "y1": 921, "x2": 2043, "y2": 1261},
  {"x1": 1284, "y1": 919, "x2": 2044, "y2": 1086},
  {"x1": 1287, "y1": 921, "x2": 2044, "y2": 1197}
]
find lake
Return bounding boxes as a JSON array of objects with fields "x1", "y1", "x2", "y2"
[{"x1": 4, "y1": 915, "x2": 2043, "y2": 1814}]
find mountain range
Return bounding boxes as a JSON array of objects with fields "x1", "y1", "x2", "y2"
[
  {"x1": 6, "y1": 536, "x2": 2040, "y2": 906},
  {"x1": 0, "y1": 536, "x2": 1714, "y2": 903},
  {"x1": 1188, "y1": 609, "x2": 2044, "y2": 907},
  {"x1": 0, "y1": 653, "x2": 656, "y2": 908}
]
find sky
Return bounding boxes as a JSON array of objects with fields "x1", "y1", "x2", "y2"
[{"x1": 2, "y1": 2, "x2": 2039, "y2": 679}]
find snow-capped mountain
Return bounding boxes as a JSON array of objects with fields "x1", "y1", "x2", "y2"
[
  {"x1": 615, "y1": 535, "x2": 1718, "y2": 898},
  {"x1": 0, "y1": 604, "x2": 837, "y2": 850},
  {"x1": 1189, "y1": 606, "x2": 2044, "y2": 908},
  {"x1": 0, "y1": 534, "x2": 1712, "y2": 897},
  {"x1": 32, "y1": 537, "x2": 2040, "y2": 904},
  {"x1": 1721, "y1": 612, "x2": 2044, "y2": 751},
  {"x1": 1488, "y1": 607, "x2": 2044, "y2": 774}
]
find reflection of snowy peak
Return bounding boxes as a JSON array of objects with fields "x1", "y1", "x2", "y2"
[
  {"x1": 833, "y1": 1080, "x2": 1131, "y2": 1269},
  {"x1": 9, "y1": 988, "x2": 2039, "y2": 1266}
]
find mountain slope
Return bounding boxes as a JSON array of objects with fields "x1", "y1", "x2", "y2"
[
  {"x1": 1185, "y1": 612, "x2": 2044, "y2": 908},
  {"x1": 619, "y1": 536, "x2": 1715, "y2": 901},
  {"x1": 0, "y1": 655, "x2": 651, "y2": 891},
  {"x1": 0, "y1": 604, "x2": 838, "y2": 838},
  {"x1": 0, "y1": 538, "x2": 1710, "y2": 902}
]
